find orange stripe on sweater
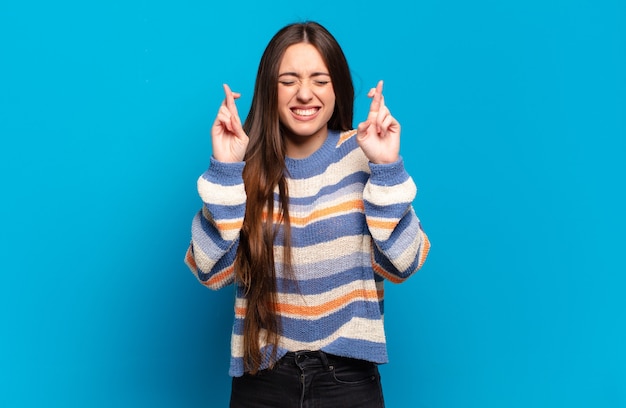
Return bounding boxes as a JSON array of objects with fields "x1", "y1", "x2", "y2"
[
  {"x1": 372, "y1": 262, "x2": 403, "y2": 284},
  {"x1": 338, "y1": 129, "x2": 358, "y2": 146},
  {"x1": 279, "y1": 200, "x2": 364, "y2": 226},
  {"x1": 215, "y1": 220, "x2": 243, "y2": 231},
  {"x1": 185, "y1": 246, "x2": 197, "y2": 270},
  {"x1": 234, "y1": 288, "x2": 379, "y2": 318},
  {"x1": 201, "y1": 265, "x2": 235, "y2": 288},
  {"x1": 367, "y1": 218, "x2": 397, "y2": 230}
]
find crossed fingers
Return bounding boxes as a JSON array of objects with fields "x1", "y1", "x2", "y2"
[
  {"x1": 367, "y1": 80, "x2": 394, "y2": 136},
  {"x1": 216, "y1": 84, "x2": 242, "y2": 134}
]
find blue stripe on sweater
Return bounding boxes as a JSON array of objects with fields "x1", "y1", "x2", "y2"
[
  {"x1": 203, "y1": 157, "x2": 245, "y2": 186},
  {"x1": 363, "y1": 201, "x2": 411, "y2": 217},
  {"x1": 274, "y1": 267, "x2": 377, "y2": 295},
  {"x1": 322, "y1": 338, "x2": 388, "y2": 363},
  {"x1": 367, "y1": 157, "x2": 410, "y2": 186},
  {"x1": 372, "y1": 210, "x2": 421, "y2": 255},
  {"x1": 204, "y1": 202, "x2": 246, "y2": 220},
  {"x1": 372, "y1": 240, "x2": 420, "y2": 280},
  {"x1": 192, "y1": 211, "x2": 234, "y2": 251}
]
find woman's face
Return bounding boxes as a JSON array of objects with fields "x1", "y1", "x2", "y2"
[{"x1": 277, "y1": 42, "x2": 336, "y2": 158}]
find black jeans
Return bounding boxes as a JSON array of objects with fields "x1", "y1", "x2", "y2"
[{"x1": 230, "y1": 350, "x2": 385, "y2": 408}]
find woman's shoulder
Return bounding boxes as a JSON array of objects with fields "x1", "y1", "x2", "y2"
[
  {"x1": 333, "y1": 129, "x2": 367, "y2": 161},
  {"x1": 327, "y1": 129, "x2": 369, "y2": 174},
  {"x1": 335, "y1": 129, "x2": 358, "y2": 149}
]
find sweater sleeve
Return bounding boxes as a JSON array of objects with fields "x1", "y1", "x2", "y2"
[
  {"x1": 363, "y1": 157, "x2": 430, "y2": 283},
  {"x1": 184, "y1": 157, "x2": 246, "y2": 290}
]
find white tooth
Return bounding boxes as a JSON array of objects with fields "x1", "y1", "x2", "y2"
[{"x1": 293, "y1": 108, "x2": 317, "y2": 116}]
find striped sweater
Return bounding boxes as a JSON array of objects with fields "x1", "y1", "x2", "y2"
[{"x1": 185, "y1": 129, "x2": 430, "y2": 377}]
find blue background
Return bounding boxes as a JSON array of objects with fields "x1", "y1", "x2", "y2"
[{"x1": 1, "y1": 0, "x2": 625, "y2": 406}]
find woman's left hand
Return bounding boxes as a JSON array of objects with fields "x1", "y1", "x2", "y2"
[{"x1": 356, "y1": 80, "x2": 401, "y2": 164}]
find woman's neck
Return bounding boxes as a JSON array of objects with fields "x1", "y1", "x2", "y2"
[{"x1": 283, "y1": 127, "x2": 329, "y2": 159}]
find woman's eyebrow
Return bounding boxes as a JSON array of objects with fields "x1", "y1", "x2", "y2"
[{"x1": 278, "y1": 72, "x2": 330, "y2": 78}]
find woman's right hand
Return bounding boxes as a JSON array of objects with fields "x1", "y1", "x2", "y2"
[{"x1": 211, "y1": 84, "x2": 249, "y2": 162}]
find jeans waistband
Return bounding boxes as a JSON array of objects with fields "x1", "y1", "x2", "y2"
[
  {"x1": 280, "y1": 350, "x2": 372, "y2": 370},
  {"x1": 281, "y1": 350, "x2": 329, "y2": 368}
]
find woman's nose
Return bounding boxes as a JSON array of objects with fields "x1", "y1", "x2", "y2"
[{"x1": 296, "y1": 83, "x2": 313, "y2": 101}]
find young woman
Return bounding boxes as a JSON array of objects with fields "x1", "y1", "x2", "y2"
[{"x1": 185, "y1": 21, "x2": 430, "y2": 408}]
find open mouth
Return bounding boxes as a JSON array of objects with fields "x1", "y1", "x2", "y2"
[{"x1": 291, "y1": 107, "x2": 320, "y2": 117}]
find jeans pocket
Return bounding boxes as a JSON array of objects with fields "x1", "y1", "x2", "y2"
[{"x1": 328, "y1": 362, "x2": 379, "y2": 385}]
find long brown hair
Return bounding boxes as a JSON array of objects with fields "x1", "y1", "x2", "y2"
[{"x1": 236, "y1": 21, "x2": 354, "y2": 374}]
